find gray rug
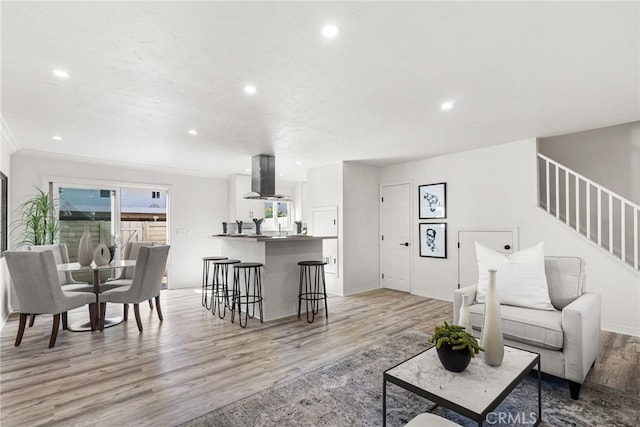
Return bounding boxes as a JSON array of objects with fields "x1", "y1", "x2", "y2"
[{"x1": 179, "y1": 331, "x2": 639, "y2": 426}]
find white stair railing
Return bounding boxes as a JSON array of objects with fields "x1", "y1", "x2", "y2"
[{"x1": 538, "y1": 153, "x2": 639, "y2": 272}]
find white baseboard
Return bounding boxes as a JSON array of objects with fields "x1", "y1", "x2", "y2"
[{"x1": 602, "y1": 322, "x2": 640, "y2": 337}]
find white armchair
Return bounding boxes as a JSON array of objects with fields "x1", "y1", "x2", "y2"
[{"x1": 453, "y1": 256, "x2": 601, "y2": 400}]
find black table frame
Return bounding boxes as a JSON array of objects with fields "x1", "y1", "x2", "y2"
[{"x1": 383, "y1": 346, "x2": 541, "y2": 427}]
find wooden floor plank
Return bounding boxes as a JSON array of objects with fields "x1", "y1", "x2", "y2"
[{"x1": 0, "y1": 288, "x2": 637, "y2": 426}]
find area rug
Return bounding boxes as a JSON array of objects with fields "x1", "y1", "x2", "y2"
[{"x1": 179, "y1": 330, "x2": 639, "y2": 426}]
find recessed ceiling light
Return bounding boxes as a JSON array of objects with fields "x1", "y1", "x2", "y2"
[
  {"x1": 278, "y1": 173, "x2": 284, "y2": 177},
  {"x1": 245, "y1": 169, "x2": 251, "y2": 173},
  {"x1": 296, "y1": 161, "x2": 302, "y2": 165},
  {"x1": 322, "y1": 24, "x2": 339, "y2": 39},
  {"x1": 52, "y1": 135, "x2": 63, "y2": 141},
  {"x1": 188, "y1": 129, "x2": 198, "y2": 135},
  {"x1": 244, "y1": 85, "x2": 257, "y2": 95},
  {"x1": 440, "y1": 101, "x2": 455, "y2": 111},
  {"x1": 52, "y1": 69, "x2": 69, "y2": 79}
]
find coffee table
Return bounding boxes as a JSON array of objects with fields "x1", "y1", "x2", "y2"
[{"x1": 383, "y1": 345, "x2": 541, "y2": 426}]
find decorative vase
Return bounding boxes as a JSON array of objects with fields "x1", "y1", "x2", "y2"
[
  {"x1": 236, "y1": 220, "x2": 243, "y2": 234},
  {"x1": 295, "y1": 221, "x2": 303, "y2": 234},
  {"x1": 253, "y1": 218, "x2": 263, "y2": 235},
  {"x1": 78, "y1": 223, "x2": 93, "y2": 266},
  {"x1": 481, "y1": 269, "x2": 504, "y2": 366},
  {"x1": 222, "y1": 222, "x2": 228, "y2": 234},
  {"x1": 436, "y1": 344, "x2": 472, "y2": 372},
  {"x1": 93, "y1": 243, "x2": 111, "y2": 266},
  {"x1": 458, "y1": 294, "x2": 473, "y2": 335},
  {"x1": 108, "y1": 246, "x2": 116, "y2": 263}
]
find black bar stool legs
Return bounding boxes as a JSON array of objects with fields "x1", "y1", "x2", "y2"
[
  {"x1": 298, "y1": 261, "x2": 328, "y2": 323},
  {"x1": 202, "y1": 256, "x2": 227, "y2": 309},
  {"x1": 211, "y1": 259, "x2": 240, "y2": 319},
  {"x1": 231, "y1": 263, "x2": 264, "y2": 328}
]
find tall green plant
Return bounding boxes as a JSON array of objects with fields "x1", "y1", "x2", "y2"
[{"x1": 14, "y1": 188, "x2": 59, "y2": 246}]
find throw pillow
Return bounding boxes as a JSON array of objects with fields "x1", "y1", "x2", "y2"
[{"x1": 475, "y1": 242, "x2": 555, "y2": 311}]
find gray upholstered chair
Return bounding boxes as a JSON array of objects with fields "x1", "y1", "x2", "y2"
[
  {"x1": 453, "y1": 256, "x2": 601, "y2": 400},
  {"x1": 104, "y1": 241, "x2": 157, "y2": 318},
  {"x1": 98, "y1": 245, "x2": 170, "y2": 332},
  {"x1": 27, "y1": 243, "x2": 93, "y2": 292},
  {"x1": 27, "y1": 243, "x2": 94, "y2": 327},
  {"x1": 5, "y1": 250, "x2": 97, "y2": 348}
]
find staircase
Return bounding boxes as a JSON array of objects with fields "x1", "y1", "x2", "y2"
[{"x1": 537, "y1": 153, "x2": 639, "y2": 273}]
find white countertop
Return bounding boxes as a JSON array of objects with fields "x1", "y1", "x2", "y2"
[{"x1": 211, "y1": 234, "x2": 335, "y2": 242}]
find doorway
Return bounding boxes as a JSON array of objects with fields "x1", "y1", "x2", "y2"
[
  {"x1": 380, "y1": 183, "x2": 412, "y2": 292},
  {"x1": 52, "y1": 181, "x2": 170, "y2": 287}
]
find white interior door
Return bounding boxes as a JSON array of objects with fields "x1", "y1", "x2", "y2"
[
  {"x1": 381, "y1": 183, "x2": 411, "y2": 292},
  {"x1": 457, "y1": 229, "x2": 518, "y2": 288},
  {"x1": 312, "y1": 206, "x2": 338, "y2": 276}
]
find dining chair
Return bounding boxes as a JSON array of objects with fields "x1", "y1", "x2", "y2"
[
  {"x1": 27, "y1": 243, "x2": 94, "y2": 327},
  {"x1": 98, "y1": 245, "x2": 170, "y2": 332},
  {"x1": 5, "y1": 250, "x2": 97, "y2": 348},
  {"x1": 104, "y1": 241, "x2": 157, "y2": 319}
]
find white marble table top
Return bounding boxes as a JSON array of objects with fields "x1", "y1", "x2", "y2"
[{"x1": 385, "y1": 346, "x2": 539, "y2": 416}]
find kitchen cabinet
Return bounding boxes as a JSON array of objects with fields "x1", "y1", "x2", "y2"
[{"x1": 228, "y1": 174, "x2": 264, "y2": 222}]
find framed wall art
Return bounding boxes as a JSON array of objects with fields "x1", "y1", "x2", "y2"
[
  {"x1": 419, "y1": 222, "x2": 446, "y2": 258},
  {"x1": 419, "y1": 182, "x2": 446, "y2": 219}
]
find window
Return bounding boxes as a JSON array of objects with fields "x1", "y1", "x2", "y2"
[{"x1": 263, "y1": 201, "x2": 291, "y2": 231}]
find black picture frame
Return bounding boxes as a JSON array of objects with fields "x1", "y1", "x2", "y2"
[
  {"x1": 1, "y1": 172, "x2": 7, "y2": 256},
  {"x1": 418, "y1": 182, "x2": 446, "y2": 219},
  {"x1": 419, "y1": 223, "x2": 447, "y2": 258}
]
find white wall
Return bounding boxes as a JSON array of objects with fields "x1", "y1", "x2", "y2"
[
  {"x1": 343, "y1": 162, "x2": 380, "y2": 295},
  {"x1": 380, "y1": 138, "x2": 640, "y2": 336},
  {"x1": 10, "y1": 153, "x2": 228, "y2": 302}
]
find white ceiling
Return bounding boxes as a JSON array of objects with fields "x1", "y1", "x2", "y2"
[{"x1": 2, "y1": 1, "x2": 638, "y2": 183}]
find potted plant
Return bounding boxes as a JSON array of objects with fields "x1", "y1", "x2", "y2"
[
  {"x1": 429, "y1": 322, "x2": 483, "y2": 372},
  {"x1": 13, "y1": 188, "x2": 59, "y2": 246}
]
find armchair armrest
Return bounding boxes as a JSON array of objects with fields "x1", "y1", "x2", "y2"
[
  {"x1": 453, "y1": 285, "x2": 478, "y2": 324},
  {"x1": 561, "y1": 292, "x2": 601, "y2": 383}
]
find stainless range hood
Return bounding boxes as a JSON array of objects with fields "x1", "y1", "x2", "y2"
[{"x1": 244, "y1": 154, "x2": 292, "y2": 201}]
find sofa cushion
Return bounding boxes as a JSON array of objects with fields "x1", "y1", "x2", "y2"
[
  {"x1": 544, "y1": 256, "x2": 585, "y2": 310},
  {"x1": 475, "y1": 242, "x2": 555, "y2": 310},
  {"x1": 468, "y1": 303, "x2": 564, "y2": 350}
]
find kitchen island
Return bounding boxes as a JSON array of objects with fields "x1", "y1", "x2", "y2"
[{"x1": 211, "y1": 235, "x2": 336, "y2": 322}]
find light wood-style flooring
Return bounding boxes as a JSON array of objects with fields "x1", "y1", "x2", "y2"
[{"x1": 0, "y1": 288, "x2": 638, "y2": 426}]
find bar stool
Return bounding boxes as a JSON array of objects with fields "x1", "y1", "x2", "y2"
[
  {"x1": 298, "y1": 260, "x2": 328, "y2": 323},
  {"x1": 231, "y1": 262, "x2": 263, "y2": 328},
  {"x1": 202, "y1": 256, "x2": 228, "y2": 309},
  {"x1": 211, "y1": 259, "x2": 241, "y2": 319}
]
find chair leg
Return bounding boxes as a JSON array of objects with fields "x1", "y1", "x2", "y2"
[
  {"x1": 568, "y1": 380, "x2": 582, "y2": 400},
  {"x1": 148, "y1": 299, "x2": 154, "y2": 310},
  {"x1": 29, "y1": 314, "x2": 36, "y2": 327},
  {"x1": 99, "y1": 303, "x2": 107, "y2": 331},
  {"x1": 123, "y1": 304, "x2": 129, "y2": 321},
  {"x1": 15, "y1": 313, "x2": 28, "y2": 346},
  {"x1": 49, "y1": 314, "x2": 61, "y2": 348},
  {"x1": 154, "y1": 296, "x2": 163, "y2": 321},
  {"x1": 89, "y1": 304, "x2": 96, "y2": 331},
  {"x1": 62, "y1": 312, "x2": 68, "y2": 330},
  {"x1": 133, "y1": 303, "x2": 143, "y2": 332}
]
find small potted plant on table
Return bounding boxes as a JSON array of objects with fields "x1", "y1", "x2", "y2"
[{"x1": 429, "y1": 322, "x2": 483, "y2": 372}]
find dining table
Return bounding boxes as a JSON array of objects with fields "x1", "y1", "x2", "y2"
[{"x1": 57, "y1": 260, "x2": 137, "y2": 331}]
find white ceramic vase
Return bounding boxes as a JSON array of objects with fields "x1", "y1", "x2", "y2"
[
  {"x1": 480, "y1": 269, "x2": 504, "y2": 366},
  {"x1": 93, "y1": 243, "x2": 111, "y2": 266},
  {"x1": 78, "y1": 223, "x2": 93, "y2": 266},
  {"x1": 458, "y1": 294, "x2": 473, "y2": 335}
]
